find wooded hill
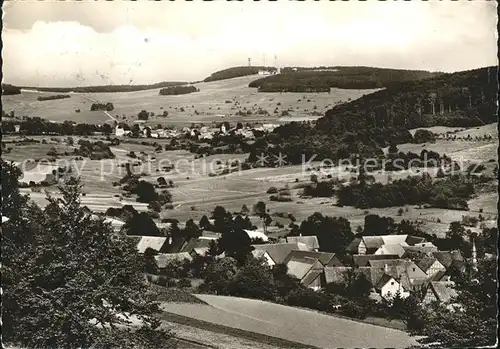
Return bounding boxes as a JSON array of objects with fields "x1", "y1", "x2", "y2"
[
  {"x1": 2, "y1": 84, "x2": 21, "y2": 95},
  {"x1": 248, "y1": 66, "x2": 498, "y2": 165},
  {"x1": 17, "y1": 81, "x2": 186, "y2": 93},
  {"x1": 204, "y1": 66, "x2": 277, "y2": 82},
  {"x1": 317, "y1": 66, "x2": 498, "y2": 132},
  {"x1": 248, "y1": 66, "x2": 443, "y2": 92}
]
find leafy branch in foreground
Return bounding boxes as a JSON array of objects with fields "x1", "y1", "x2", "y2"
[{"x1": 1, "y1": 160, "x2": 174, "y2": 348}]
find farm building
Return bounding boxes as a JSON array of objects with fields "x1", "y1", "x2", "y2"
[
  {"x1": 284, "y1": 250, "x2": 343, "y2": 267},
  {"x1": 374, "y1": 274, "x2": 410, "y2": 300},
  {"x1": 416, "y1": 256, "x2": 447, "y2": 280},
  {"x1": 374, "y1": 243, "x2": 407, "y2": 257},
  {"x1": 346, "y1": 235, "x2": 426, "y2": 255},
  {"x1": 285, "y1": 254, "x2": 325, "y2": 290},
  {"x1": 286, "y1": 236, "x2": 319, "y2": 251},
  {"x1": 243, "y1": 229, "x2": 269, "y2": 242},
  {"x1": 349, "y1": 254, "x2": 400, "y2": 267},
  {"x1": 368, "y1": 259, "x2": 428, "y2": 292},
  {"x1": 136, "y1": 236, "x2": 169, "y2": 254},
  {"x1": 252, "y1": 242, "x2": 309, "y2": 266},
  {"x1": 423, "y1": 281, "x2": 458, "y2": 305}
]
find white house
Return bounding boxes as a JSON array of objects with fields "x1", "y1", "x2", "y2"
[
  {"x1": 375, "y1": 274, "x2": 410, "y2": 300},
  {"x1": 115, "y1": 126, "x2": 131, "y2": 137},
  {"x1": 243, "y1": 229, "x2": 268, "y2": 242}
]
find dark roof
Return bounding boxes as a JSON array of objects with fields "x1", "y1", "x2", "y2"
[
  {"x1": 431, "y1": 270, "x2": 447, "y2": 281},
  {"x1": 346, "y1": 238, "x2": 362, "y2": 253},
  {"x1": 155, "y1": 252, "x2": 192, "y2": 268},
  {"x1": 429, "y1": 281, "x2": 458, "y2": 303},
  {"x1": 283, "y1": 250, "x2": 336, "y2": 266},
  {"x1": 286, "y1": 236, "x2": 320, "y2": 250},
  {"x1": 252, "y1": 243, "x2": 301, "y2": 264},
  {"x1": 431, "y1": 250, "x2": 465, "y2": 268},
  {"x1": 180, "y1": 238, "x2": 212, "y2": 254},
  {"x1": 405, "y1": 235, "x2": 427, "y2": 245},
  {"x1": 362, "y1": 236, "x2": 385, "y2": 249},
  {"x1": 301, "y1": 270, "x2": 323, "y2": 287},
  {"x1": 416, "y1": 256, "x2": 438, "y2": 271},
  {"x1": 375, "y1": 274, "x2": 395, "y2": 290},
  {"x1": 352, "y1": 254, "x2": 400, "y2": 267}
]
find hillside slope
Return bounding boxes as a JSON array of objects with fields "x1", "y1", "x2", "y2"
[
  {"x1": 161, "y1": 294, "x2": 417, "y2": 348},
  {"x1": 249, "y1": 66, "x2": 443, "y2": 92},
  {"x1": 248, "y1": 66, "x2": 498, "y2": 164},
  {"x1": 317, "y1": 66, "x2": 498, "y2": 132}
]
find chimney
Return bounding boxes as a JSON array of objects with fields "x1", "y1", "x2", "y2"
[{"x1": 384, "y1": 263, "x2": 389, "y2": 274}]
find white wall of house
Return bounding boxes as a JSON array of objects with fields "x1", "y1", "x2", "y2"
[
  {"x1": 380, "y1": 279, "x2": 410, "y2": 300},
  {"x1": 262, "y1": 252, "x2": 276, "y2": 267},
  {"x1": 358, "y1": 240, "x2": 367, "y2": 255}
]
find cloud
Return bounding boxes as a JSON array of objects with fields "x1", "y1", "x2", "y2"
[{"x1": 2, "y1": 0, "x2": 497, "y2": 86}]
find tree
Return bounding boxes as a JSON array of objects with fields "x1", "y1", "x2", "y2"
[
  {"x1": 199, "y1": 215, "x2": 211, "y2": 230},
  {"x1": 388, "y1": 143, "x2": 399, "y2": 154},
  {"x1": 183, "y1": 219, "x2": 202, "y2": 239},
  {"x1": 241, "y1": 204, "x2": 250, "y2": 215},
  {"x1": 253, "y1": 201, "x2": 266, "y2": 216},
  {"x1": 123, "y1": 212, "x2": 161, "y2": 236},
  {"x1": 157, "y1": 177, "x2": 167, "y2": 187},
  {"x1": 2, "y1": 174, "x2": 173, "y2": 348},
  {"x1": 134, "y1": 181, "x2": 158, "y2": 203},
  {"x1": 410, "y1": 258, "x2": 497, "y2": 347},
  {"x1": 217, "y1": 228, "x2": 254, "y2": 265},
  {"x1": 144, "y1": 247, "x2": 159, "y2": 274},
  {"x1": 138, "y1": 110, "x2": 149, "y2": 120},
  {"x1": 131, "y1": 124, "x2": 141, "y2": 138},
  {"x1": 299, "y1": 213, "x2": 353, "y2": 253},
  {"x1": 102, "y1": 123, "x2": 113, "y2": 135},
  {"x1": 200, "y1": 257, "x2": 239, "y2": 294},
  {"x1": 227, "y1": 260, "x2": 276, "y2": 301}
]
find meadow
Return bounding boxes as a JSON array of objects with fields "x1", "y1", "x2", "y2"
[
  {"x1": 161, "y1": 294, "x2": 418, "y2": 349},
  {"x1": 2, "y1": 75, "x2": 378, "y2": 126},
  {"x1": 4, "y1": 126, "x2": 496, "y2": 237}
]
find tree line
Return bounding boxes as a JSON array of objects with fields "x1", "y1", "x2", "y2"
[
  {"x1": 159, "y1": 85, "x2": 198, "y2": 95},
  {"x1": 248, "y1": 66, "x2": 441, "y2": 92}
]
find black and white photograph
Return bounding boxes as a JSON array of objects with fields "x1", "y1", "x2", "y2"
[{"x1": 1, "y1": 0, "x2": 498, "y2": 348}]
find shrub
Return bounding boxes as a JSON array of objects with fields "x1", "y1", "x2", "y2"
[{"x1": 267, "y1": 186, "x2": 278, "y2": 194}]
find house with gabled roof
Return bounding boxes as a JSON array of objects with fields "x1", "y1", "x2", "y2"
[
  {"x1": 155, "y1": 252, "x2": 193, "y2": 270},
  {"x1": 346, "y1": 235, "x2": 426, "y2": 255},
  {"x1": 349, "y1": 254, "x2": 400, "y2": 267},
  {"x1": 423, "y1": 281, "x2": 458, "y2": 306},
  {"x1": 283, "y1": 250, "x2": 343, "y2": 267},
  {"x1": 368, "y1": 259, "x2": 428, "y2": 292},
  {"x1": 374, "y1": 243, "x2": 407, "y2": 257},
  {"x1": 136, "y1": 236, "x2": 168, "y2": 254},
  {"x1": 375, "y1": 274, "x2": 410, "y2": 300},
  {"x1": 286, "y1": 236, "x2": 320, "y2": 251},
  {"x1": 431, "y1": 250, "x2": 466, "y2": 271},
  {"x1": 416, "y1": 256, "x2": 446, "y2": 280},
  {"x1": 286, "y1": 254, "x2": 325, "y2": 290},
  {"x1": 252, "y1": 242, "x2": 308, "y2": 266}
]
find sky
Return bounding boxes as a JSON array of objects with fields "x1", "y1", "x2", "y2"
[{"x1": 2, "y1": 0, "x2": 498, "y2": 87}]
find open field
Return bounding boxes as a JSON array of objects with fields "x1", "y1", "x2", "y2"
[
  {"x1": 161, "y1": 295, "x2": 418, "y2": 348},
  {"x1": 386, "y1": 123, "x2": 498, "y2": 164},
  {"x1": 2, "y1": 75, "x2": 378, "y2": 127},
  {"x1": 165, "y1": 321, "x2": 285, "y2": 349},
  {"x1": 5, "y1": 126, "x2": 496, "y2": 236}
]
